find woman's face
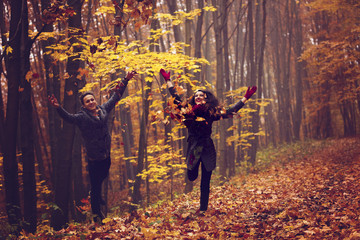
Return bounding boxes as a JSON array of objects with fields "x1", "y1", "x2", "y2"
[
  {"x1": 83, "y1": 94, "x2": 97, "y2": 112},
  {"x1": 194, "y1": 91, "x2": 206, "y2": 105}
]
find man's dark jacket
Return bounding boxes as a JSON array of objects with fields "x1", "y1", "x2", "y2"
[{"x1": 57, "y1": 80, "x2": 128, "y2": 161}]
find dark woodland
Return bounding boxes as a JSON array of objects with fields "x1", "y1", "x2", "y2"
[{"x1": 0, "y1": 0, "x2": 359, "y2": 238}]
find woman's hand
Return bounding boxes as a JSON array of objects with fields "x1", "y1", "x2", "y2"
[
  {"x1": 160, "y1": 69, "x2": 171, "y2": 81},
  {"x1": 48, "y1": 94, "x2": 60, "y2": 108},
  {"x1": 244, "y1": 86, "x2": 257, "y2": 100}
]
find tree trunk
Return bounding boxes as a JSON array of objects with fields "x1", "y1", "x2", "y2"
[
  {"x1": 2, "y1": 0, "x2": 24, "y2": 234},
  {"x1": 203, "y1": 11, "x2": 212, "y2": 85},
  {"x1": 41, "y1": 0, "x2": 61, "y2": 185},
  {"x1": 246, "y1": 0, "x2": 258, "y2": 166},
  {"x1": 0, "y1": 0, "x2": 6, "y2": 154},
  {"x1": 167, "y1": 0, "x2": 183, "y2": 43},
  {"x1": 132, "y1": 0, "x2": 158, "y2": 208},
  {"x1": 19, "y1": 0, "x2": 38, "y2": 231},
  {"x1": 221, "y1": 0, "x2": 236, "y2": 178},
  {"x1": 292, "y1": 0, "x2": 304, "y2": 140},
  {"x1": 212, "y1": 0, "x2": 226, "y2": 181},
  {"x1": 249, "y1": 0, "x2": 266, "y2": 166},
  {"x1": 71, "y1": 128, "x2": 87, "y2": 222},
  {"x1": 194, "y1": 0, "x2": 204, "y2": 82},
  {"x1": 114, "y1": 0, "x2": 136, "y2": 195},
  {"x1": 282, "y1": 0, "x2": 292, "y2": 142},
  {"x1": 51, "y1": 0, "x2": 84, "y2": 230},
  {"x1": 32, "y1": 92, "x2": 50, "y2": 180}
]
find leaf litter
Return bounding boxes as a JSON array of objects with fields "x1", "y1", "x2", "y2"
[{"x1": 24, "y1": 137, "x2": 360, "y2": 239}]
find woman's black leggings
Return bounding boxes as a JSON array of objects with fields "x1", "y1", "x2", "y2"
[
  {"x1": 187, "y1": 159, "x2": 212, "y2": 211},
  {"x1": 88, "y1": 157, "x2": 111, "y2": 218}
]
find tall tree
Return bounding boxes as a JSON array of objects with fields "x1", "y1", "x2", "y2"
[
  {"x1": 114, "y1": 0, "x2": 136, "y2": 195},
  {"x1": 19, "y1": 0, "x2": 37, "y2": 233},
  {"x1": 212, "y1": 0, "x2": 226, "y2": 180},
  {"x1": 51, "y1": 0, "x2": 84, "y2": 230},
  {"x1": 221, "y1": 0, "x2": 236, "y2": 177},
  {"x1": 248, "y1": 0, "x2": 266, "y2": 165},
  {"x1": 41, "y1": 0, "x2": 62, "y2": 186},
  {"x1": 132, "y1": 0, "x2": 157, "y2": 208},
  {"x1": 302, "y1": 0, "x2": 360, "y2": 138},
  {"x1": 0, "y1": 0, "x2": 5, "y2": 154},
  {"x1": 292, "y1": 0, "x2": 304, "y2": 140},
  {"x1": 183, "y1": 0, "x2": 193, "y2": 193},
  {"x1": 2, "y1": 0, "x2": 24, "y2": 233},
  {"x1": 166, "y1": 0, "x2": 183, "y2": 43},
  {"x1": 194, "y1": 0, "x2": 204, "y2": 82}
]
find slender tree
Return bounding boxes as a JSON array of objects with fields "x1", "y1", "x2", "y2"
[
  {"x1": 132, "y1": 0, "x2": 157, "y2": 208},
  {"x1": 212, "y1": 0, "x2": 226, "y2": 180},
  {"x1": 51, "y1": 0, "x2": 84, "y2": 230},
  {"x1": 2, "y1": 0, "x2": 24, "y2": 233},
  {"x1": 292, "y1": 0, "x2": 304, "y2": 140}
]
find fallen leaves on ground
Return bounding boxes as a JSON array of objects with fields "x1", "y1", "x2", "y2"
[{"x1": 25, "y1": 137, "x2": 360, "y2": 239}]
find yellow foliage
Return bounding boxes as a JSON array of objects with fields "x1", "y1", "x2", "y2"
[
  {"x1": 6, "y1": 46, "x2": 13, "y2": 54},
  {"x1": 25, "y1": 71, "x2": 33, "y2": 82},
  {"x1": 95, "y1": 5, "x2": 115, "y2": 15},
  {"x1": 155, "y1": 5, "x2": 216, "y2": 26},
  {"x1": 80, "y1": 82, "x2": 100, "y2": 92}
]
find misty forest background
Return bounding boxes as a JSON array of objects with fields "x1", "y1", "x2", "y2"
[{"x1": 0, "y1": 0, "x2": 359, "y2": 235}]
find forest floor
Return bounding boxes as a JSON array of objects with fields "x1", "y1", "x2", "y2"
[{"x1": 25, "y1": 137, "x2": 360, "y2": 239}]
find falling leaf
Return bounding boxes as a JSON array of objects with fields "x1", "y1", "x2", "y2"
[
  {"x1": 25, "y1": 71, "x2": 33, "y2": 82},
  {"x1": 6, "y1": 46, "x2": 13, "y2": 54}
]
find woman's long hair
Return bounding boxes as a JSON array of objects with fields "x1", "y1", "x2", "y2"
[{"x1": 189, "y1": 90, "x2": 220, "y2": 114}]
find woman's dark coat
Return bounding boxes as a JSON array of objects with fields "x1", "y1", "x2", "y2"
[{"x1": 168, "y1": 87, "x2": 245, "y2": 171}]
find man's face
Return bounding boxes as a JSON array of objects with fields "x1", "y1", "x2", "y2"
[{"x1": 83, "y1": 94, "x2": 97, "y2": 112}]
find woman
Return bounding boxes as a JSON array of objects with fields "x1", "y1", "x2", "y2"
[
  {"x1": 48, "y1": 71, "x2": 136, "y2": 223},
  {"x1": 160, "y1": 69, "x2": 257, "y2": 212}
]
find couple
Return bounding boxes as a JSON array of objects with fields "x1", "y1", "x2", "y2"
[{"x1": 48, "y1": 69, "x2": 257, "y2": 223}]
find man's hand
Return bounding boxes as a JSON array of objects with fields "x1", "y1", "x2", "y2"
[
  {"x1": 124, "y1": 70, "x2": 137, "y2": 81},
  {"x1": 48, "y1": 94, "x2": 60, "y2": 108}
]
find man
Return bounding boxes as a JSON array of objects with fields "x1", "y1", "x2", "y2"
[{"x1": 48, "y1": 71, "x2": 136, "y2": 223}]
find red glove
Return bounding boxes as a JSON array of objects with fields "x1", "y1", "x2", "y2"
[
  {"x1": 244, "y1": 86, "x2": 257, "y2": 99},
  {"x1": 160, "y1": 69, "x2": 170, "y2": 81},
  {"x1": 192, "y1": 104, "x2": 207, "y2": 115}
]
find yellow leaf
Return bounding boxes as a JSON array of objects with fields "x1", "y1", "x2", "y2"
[
  {"x1": 227, "y1": 125, "x2": 237, "y2": 131},
  {"x1": 6, "y1": 46, "x2": 13, "y2": 54},
  {"x1": 102, "y1": 218, "x2": 112, "y2": 224},
  {"x1": 195, "y1": 117, "x2": 205, "y2": 121},
  {"x1": 203, "y1": 6, "x2": 217, "y2": 12},
  {"x1": 26, "y1": 71, "x2": 33, "y2": 82}
]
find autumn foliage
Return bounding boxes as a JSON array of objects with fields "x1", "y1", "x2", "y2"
[
  {"x1": 18, "y1": 137, "x2": 360, "y2": 239},
  {"x1": 0, "y1": 0, "x2": 359, "y2": 236}
]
